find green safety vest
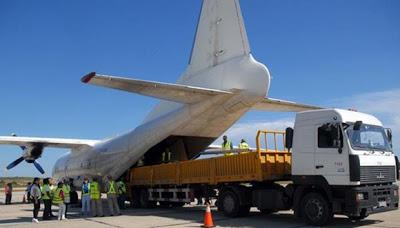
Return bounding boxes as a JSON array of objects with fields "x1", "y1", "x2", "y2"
[
  {"x1": 41, "y1": 184, "x2": 51, "y2": 200},
  {"x1": 62, "y1": 184, "x2": 70, "y2": 198},
  {"x1": 222, "y1": 141, "x2": 234, "y2": 156},
  {"x1": 239, "y1": 142, "x2": 249, "y2": 149},
  {"x1": 118, "y1": 181, "x2": 126, "y2": 195},
  {"x1": 52, "y1": 188, "x2": 63, "y2": 204},
  {"x1": 90, "y1": 182, "x2": 100, "y2": 200},
  {"x1": 107, "y1": 181, "x2": 117, "y2": 194}
]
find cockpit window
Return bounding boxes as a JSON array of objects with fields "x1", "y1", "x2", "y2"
[{"x1": 346, "y1": 124, "x2": 392, "y2": 152}]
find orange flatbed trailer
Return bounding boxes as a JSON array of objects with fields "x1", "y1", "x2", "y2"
[{"x1": 129, "y1": 130, "x2": 291, "y2": 187}]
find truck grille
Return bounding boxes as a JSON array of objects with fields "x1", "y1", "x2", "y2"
[{"x1": 360, "y1": 166, "x2": 396, "y2": 184}]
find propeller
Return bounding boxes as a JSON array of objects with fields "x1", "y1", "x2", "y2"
[
  {"x1": 5, "y1": 133, "x2": 45, "y2": 174},
  {"x1": 33, "y1": 161, "x2": 45, "y2": 174},
  {"x1": 6, "y1": 156, "x2": 24, "y2": 170}
]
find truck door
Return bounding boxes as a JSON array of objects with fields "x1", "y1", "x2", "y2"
[{"x1": 315, "y1": 122, "x2": 349, "y2": 185}]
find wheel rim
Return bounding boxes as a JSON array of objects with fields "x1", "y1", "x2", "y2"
[
  {"x1": 305, "y1": 198, "x2": 324, "y2": 221},
  {"x1": 223, "y1": 194, "x2": 235, "y2": 213}
]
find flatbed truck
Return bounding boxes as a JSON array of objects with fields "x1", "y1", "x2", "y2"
[{"x1": 127, "y1": 109, "x2": 399, "y2": 226}]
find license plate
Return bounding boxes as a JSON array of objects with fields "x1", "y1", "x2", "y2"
[{"x1": 378, "y1": 201, "x2": 387, "y2": 207}]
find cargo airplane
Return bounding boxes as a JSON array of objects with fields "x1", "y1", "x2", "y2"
[{"x1": 0, "y1": 0, "x2": 319, "y2": 185}]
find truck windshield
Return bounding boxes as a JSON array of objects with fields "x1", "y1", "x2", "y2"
[{"x1": 346, "y1": 124, "x2": 392, "y2": 152}]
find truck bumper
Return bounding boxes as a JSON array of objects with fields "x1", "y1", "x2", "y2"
[{"x1": 343, "y1": 184, "x2": 398, "y2": 217}]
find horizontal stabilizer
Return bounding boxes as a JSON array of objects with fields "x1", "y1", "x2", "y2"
[
  {"x1": 81, "y1": 72, "x2": 232, "y2": 104},
  {"x1": 0, "y1": 136, "x2": 99, "y2": 149},
  {"x1": 253, "y1": 98, "x2": 321, "y2": 112}
]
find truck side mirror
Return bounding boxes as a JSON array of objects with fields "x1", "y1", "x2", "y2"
[
  {"x1": 386, "y1": 128, "x2": 392, "y2": 143},
  {"x1": 285, "y1": 127, "x2": 294, "y2": 152},
  {"x1": 353, "y1": 121, "x2": 363, "y2": 131}
]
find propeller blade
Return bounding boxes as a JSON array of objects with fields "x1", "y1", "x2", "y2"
[
  {"x1": 33, "y1": 161, "x2": 45, "y2": 174},
  {"x1": 6, "y1": 157, "x2": 25, "y2": 170}
]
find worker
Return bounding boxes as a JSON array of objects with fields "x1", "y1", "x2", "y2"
[
  {"x1": 161, "y1": 148, "x2": 172, "y2": 163},
  {"x1": 41, "y1": 178, "x2": 52, "y2": 220},
  {"x1": 62, "y1": 179, "x2": 71, "y2": 219},
  {"x1": 137, "y1": 155, "x2": 145, "y2": 167},
  {"x1": 81, "y1": 176, "x2": 91, "y2": 216},
  {"x1": 49, "y1": 178, "x2": 56, "y2": 218},
  {"x1": 30, "y1": 177, "x2": 41, "y2": 223},
  {"x1": 117, "y1": 179, "x2": 127, "y2": 209},
  {"x1": 222, "y1": 135, "x2": 234, "y2": 156},
  {"x1": 90, "y1": 177, "x2": 103, "y2": 217},
  {"x1": 105, "y1": 175, "x2": 121, "y2": 216},
  {"x1": 4, "y1": 183, "x2": 12, "y2": 205},
  {"x1": 25, "y1": 182, "x2": 32, "y2": 203},
  {"x1": 53, "y1": 181, "x2": 66, "y2": 221},
  {"x1": 239, "y1": 139, "x2": 250, "y2": 153}
]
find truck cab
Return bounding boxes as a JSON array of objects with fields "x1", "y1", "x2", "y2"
[{"x1": 289, "y1": 109, "x2": 398, "y2": 225}]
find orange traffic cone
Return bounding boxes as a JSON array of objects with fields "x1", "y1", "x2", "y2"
[{"x1": 203, "y1": 203, "x2": 214, "y2": 228}]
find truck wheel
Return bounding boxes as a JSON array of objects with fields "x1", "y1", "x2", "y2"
[
  {"x1": 139, "y1": 189, "x2": 156, "y2": 208},
  {"x1": 221, "y1": 191, "x2": 241, "y2": 217},
  {"x1": 301, "y1": 192, "x2": 333, "y2": 226}
]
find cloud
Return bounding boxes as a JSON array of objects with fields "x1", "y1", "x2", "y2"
[
  {"x1": 217, "y1": 88, "x2": 400, "y2": 152},
  {"x1": 332, "y1": 88, "x2": 400, "y2": 151}
]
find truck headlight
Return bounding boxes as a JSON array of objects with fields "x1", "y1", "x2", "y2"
[{"x1": 356, "y1": 193, "x2": 364, "y2": 201}]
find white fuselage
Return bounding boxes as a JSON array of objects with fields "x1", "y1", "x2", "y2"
[{"x1": 53, "y1": 55, "x2": 270, "y2": 183}]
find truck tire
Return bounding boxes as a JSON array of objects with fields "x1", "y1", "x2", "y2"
[
  {"x1": 139, "y1": 189, "x2": 156, "y2": 208},
  {"x1": 220, "y1": 191, "x2": 243, "y2": 217},
  {"x1": 300, "y1": 192, "x2": 333, "y2": 226}
]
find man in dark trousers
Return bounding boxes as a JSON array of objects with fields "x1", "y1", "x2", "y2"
[
  {"x1": 4, "y1": 183, "x2": 12, "y2": 204},
  {"x1": 41, "y1": 178, "x2": 52, "y2": 220},
  {"x1": 30, "y1": 177, "x2": 41, "y2": 223}
]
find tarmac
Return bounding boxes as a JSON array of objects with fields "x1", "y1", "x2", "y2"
[{"x1": 0, "y1": 191, "x2": 399, "y2": 228}]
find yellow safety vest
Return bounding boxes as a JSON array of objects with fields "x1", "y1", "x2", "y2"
[
  {"x1": 239, "y1": 142, "x2": 250, "y2": 152},
  {"x1": 90, "y1": 182, "x2": 100, "y2": 200},
  {"x1": 118, "y1": 181, "x2": 126, "y2": 195},
  {"x1": 62, "y1": 184, "x2": 70, "y2": 198},
  {"x1": 41, "y1": 184, "x2": 51, "y2": 200},
  {"x1": 222, "y1": 141, "x2": 234, "y2": 156},
  {"x1": 107, "y1": 181, "x2": 117, "y2": 194},
  {"x1": 52, "y1": 188, "x2": 63, "y2": 204}
]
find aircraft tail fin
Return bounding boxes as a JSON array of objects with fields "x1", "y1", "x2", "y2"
[{"x1": 187, "y1": 0, "x2": 250, "y2": 76}]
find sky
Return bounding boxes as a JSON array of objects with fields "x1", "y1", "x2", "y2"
[{"x1": 0, "y1": 0, "x2": 399, "y2": 177}]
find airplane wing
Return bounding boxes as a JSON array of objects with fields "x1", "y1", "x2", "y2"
[
  {"x1": 253, "y1": 98, "x2": 321, "y2": 112},
  {"x1": 0, "y1": 136, "x2": 99, "y2": 149},
  {"x1": 81, "y1": 72, "x2": 232, "y2": 104}
]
